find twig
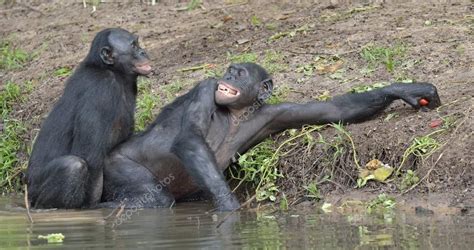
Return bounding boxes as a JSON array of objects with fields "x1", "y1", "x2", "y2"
[
  {"x1": 216, "y1": 194, "x2": 256, "y2": 228},
  {"x1": 115, "y1": 204, "x2": 125, "y2": 219},
  {"x1": 284, "y1": 48, "x2": 358, "y2": 56},
  {"x1": 24, "y1": 185, "x2": 34, "y2": 224}
]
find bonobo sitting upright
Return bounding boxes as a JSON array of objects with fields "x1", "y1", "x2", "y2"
[
  {"x1": 102, "y1": 63, "x2": 440, "y2": 211},
  {"x1": 27, "y1": 28, "x2": 152, "y2": 209}
]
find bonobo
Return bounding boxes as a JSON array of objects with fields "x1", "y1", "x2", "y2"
[
  {"x1": 102, "y1": 63, "x2": 440, "y2": 211},
  {"x1": 27, "y1": 28, "x2": 152, "y2": 209}
]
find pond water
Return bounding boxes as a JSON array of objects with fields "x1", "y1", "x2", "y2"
[{"x1": 0, "y1": 196, "x2": 473, "y2": 249}]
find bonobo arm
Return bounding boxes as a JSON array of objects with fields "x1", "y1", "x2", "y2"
[
  {"x1": 172, "y1": 130, "x2": 240, "y2": 211},
  {"x1": 267, "y1": 83, "x2": 440, "y2": 130},
  {"x1": 171, "y1": 79, "x2": 239, "y2": 211},
  {"x1": 71, "y1": 97, "x2": 115, "y2": 172}
]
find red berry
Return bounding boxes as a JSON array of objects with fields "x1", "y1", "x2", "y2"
[{"x1": 419, "y1": 98, "x2": 429, "y2": 106}]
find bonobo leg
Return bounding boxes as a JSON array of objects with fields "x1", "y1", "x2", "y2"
[
  {"x1": 171, "y1": 131, "x2": 240, "y2": 211},
  {"x1": 29, "y1": 155, "x2": 88, "y2": 209},
  {"x1": 101, "y1": 155, "x2": 175, "y2": 208}
]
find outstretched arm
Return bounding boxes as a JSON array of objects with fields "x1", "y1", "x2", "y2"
[{"x1": 266, "y1": 82, "x2": 441, "y2": 131}]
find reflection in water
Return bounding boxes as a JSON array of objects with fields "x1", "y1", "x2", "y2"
[{"x1": 0, "y1": 196, "x2": 473, "y2": 249}]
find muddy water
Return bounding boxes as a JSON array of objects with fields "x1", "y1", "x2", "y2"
[{"x1": 0, "y1": 196, "x2": 473, "y2": 249}]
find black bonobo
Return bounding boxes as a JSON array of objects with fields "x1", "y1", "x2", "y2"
[
  {"x1": 102, "y1": 63, "x2": 441, "y2": 211},
  {"x1": 27, "y1": 28, "x2": 152, "y2": 209}
]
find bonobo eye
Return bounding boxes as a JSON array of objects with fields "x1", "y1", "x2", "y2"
[
  {"x1": 237, "y1": 69, "x2": 247, "y2": 77},
  {"x1": 131, "y1": 40, "x2": 138, "y2": 50}
]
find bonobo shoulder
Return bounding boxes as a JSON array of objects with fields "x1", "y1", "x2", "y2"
[{"x1": 196, "y1": 78, "x2": 218, "y2": 89}]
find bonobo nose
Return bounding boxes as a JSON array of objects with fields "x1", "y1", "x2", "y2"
[{"x1": 139, "y1": 50, "x2": 149, "y2": 59}]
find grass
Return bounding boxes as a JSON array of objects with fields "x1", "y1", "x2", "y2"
[
  {"x1": 303, "y1": 182, "x2": 321, "y2": 200},
  {"x1": 231, "y1": 139, "x2": 282, "y2": 201},
  {"x1": 360, "y1": 43, "x2": 407, "y2": 73},
  {"x1": 261, "y1": 50, "x2": 287, "y2": 74},
  {"x1": 54, "y1": 66, "x2": 73, "y2": 77},
  {"x1": 397, "y1": 130, "x2": 443, "y2": 173},
  {"x1": 231, "y1": 125, "x2": 326, "y2": 202},
  {"x1": 250, "y1": 15, "x2": 261, "y2": 26},
  {"x1": 0, "y1": 42, "x2": 29, "y2": 70},
  {"x1": 320, "y1": 5, "x2": 379, "y2": 23},
  {"x1": 186, "y1": 0, "x2": 202, "y2": 11},
  {"x1": 266, "y1": 85, "x2": 290, "y2": 104},
  {"x1": 349, "y1": 82, "x2": 388, "y2": 93},
  {"x1": 227, "y1": 52, "x2": 258, "y2": 63},
  {"x1": 269, "y1": 24, "x2": 311, "y2": 41},
  {"x1": 0, "y1": 82, "x2": 31, "y2": 191},
  {"x1": 135, "y1": 79, "x2": 160, "y2": 131}
]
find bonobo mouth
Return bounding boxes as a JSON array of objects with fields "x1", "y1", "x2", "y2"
[
  {"x1": 217, "y1": 81, "x2": 240, "y2": 97},
  {"x1": 215, "y1": 81, "x2": 241, "y2": 104},
  {"x1": 134, "y1": 61, "x2": 152, "y2": 75}
]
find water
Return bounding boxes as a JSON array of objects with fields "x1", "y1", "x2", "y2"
[{"x1": 0, "y1": 196, "x2": 473, "y2": 249}]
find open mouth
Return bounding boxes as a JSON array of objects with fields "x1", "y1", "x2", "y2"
[
  {"x1": 134, "y1": 61, "x2": 152, "y2": 75},
  {"x1": 217, "y1": 81, "x2": 240, "y2": 97}
]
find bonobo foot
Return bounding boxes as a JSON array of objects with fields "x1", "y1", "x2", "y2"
[{"x1": 215, "y1": 193, "x2": 240, "y2": 211}]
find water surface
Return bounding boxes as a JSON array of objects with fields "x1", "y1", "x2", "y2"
[{"x1": 0, "y1": 196, "x2": 473, "y2": 249}]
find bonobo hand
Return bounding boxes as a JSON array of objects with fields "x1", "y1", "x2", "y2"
[
  {"x1": 215, "y1": 193, "x2": 240, "y2": 211},
  {"x1": 388, "y1": 82, "x2": 441, "y2": 110}
]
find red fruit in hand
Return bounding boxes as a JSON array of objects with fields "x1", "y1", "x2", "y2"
[{"x1": 419, "y1": 98, "x2": 429, "y2": 106}]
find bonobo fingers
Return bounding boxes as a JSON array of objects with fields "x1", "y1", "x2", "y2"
[{"x1": 392, "y1": 82, "x2": 441, "y2": 110}]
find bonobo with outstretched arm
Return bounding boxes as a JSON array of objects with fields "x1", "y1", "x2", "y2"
[{"x1": 102, "y1": 63, "x2": 440, "y2": 211}]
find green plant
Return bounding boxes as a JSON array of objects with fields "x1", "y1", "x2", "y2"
[
  {"x1": 227, "y1": 52, "x2": 258, "y2": 63},
  {"x1": 250, "y1": 15, "x2": 261, "y2": 26},
  {"x1": 397, "y1": 131, "x2": 442, "y2": 173},
  {"x1": 232, "y1": 139, "x2": 282, "y2": 201},
  {"x1": 266, "y1": 85, "x2": 290, "y2": 104},
  {"x1": 54, "y1": 66, "x2": 73, "y2": 77},
  {"x1": 232, "y1": 125, "x2": 325, "y2": 202},
  {"x1": 262, "y1": 50, "x2": 287, "y2": 74},
  {"x1": 400, "y1": 170, "x2": 419, "y2": 190},
  {"x1": 350, "y1": 82, "x2": 388, "y2": 93},
  {"x1": 135, "y1": 79, "x2": 159, "y2": 131},
  {"x1": 161, "y1": 79, "x2": 189, "y2": 102},
  {"x1": 360, "y1": 43, "x2": 406, "y2": 72},
  {"x1": 303, "y1": 182, "x2": 321, "y2": 200},
  {"x1": 366, "y1": 193, "x2": 396, "y2": 213},
  {"x1": 0, "y1": 42, "x2": 29, "y2": 70},
  {"x1": 0, "y1": 82, "x2": 31, "y2": 191},
  {"x1": 269, "y1": 25, "x2": 311, "y2": 41},
  {"x1": 186, "y1": 0, "x2": 202, "y2": 11}
]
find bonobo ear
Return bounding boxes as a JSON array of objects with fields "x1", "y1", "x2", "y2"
[
  {"x1": 258, "y1": 78, "x2": 274, "y2": 103},
  {"x1": 100, "y1": 46, "x2": 114, "y2": 65}
]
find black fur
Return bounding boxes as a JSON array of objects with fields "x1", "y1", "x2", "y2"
[{"x1": 27, "y1": 28, "x2": 151, "y2": 209}]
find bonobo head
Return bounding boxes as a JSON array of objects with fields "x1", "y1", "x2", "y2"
[
  {"x1": 85, "y1": 28, "x2": 152, "y2": 76},
  {"x1": 215, "y1": 63, "x2": 273, "y2": 109}
]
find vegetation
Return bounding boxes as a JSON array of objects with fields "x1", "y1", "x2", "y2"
[
  {"x1": 0, "y1": 41, "x2": 29, "y2": 70},
  {"x1": 135, "y1": 79, "x2": 160, "y2": 131},
  {"x1": 0, "y1": 82, "x2": 31, "y2": 191},
  {"x1": 360, "y1": 43, "x2": 406, "y2": 73}
]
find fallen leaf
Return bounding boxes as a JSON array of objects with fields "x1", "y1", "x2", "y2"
[
  {"x1": 236, "y1": 38, "x2": 250, "y2": 45},
  {"x1": 429, "y1": 119, "x2": 443, "y2": 128},
  {"x1": 373, "y1": 166, "x2": 394, "y2": 182},
  {"x1": 366, "y1": 159, "x2": 383, "y2": 170}
]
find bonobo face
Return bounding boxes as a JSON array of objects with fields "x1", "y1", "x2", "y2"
[
  {"x1": 101, "y1": 28, "x2": 152, "y2": 76},
  {"x1": 215, "y1": 63, "x2": 273, "y2": 109}
]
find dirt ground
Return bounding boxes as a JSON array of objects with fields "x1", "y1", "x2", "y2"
[{"x1": 1, "y1": 1, "x2": 472, "y2": 210}]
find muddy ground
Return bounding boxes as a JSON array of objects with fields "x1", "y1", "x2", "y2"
[{"x1": 0, "y1": 1, "x2": 473, "y2": 211}]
